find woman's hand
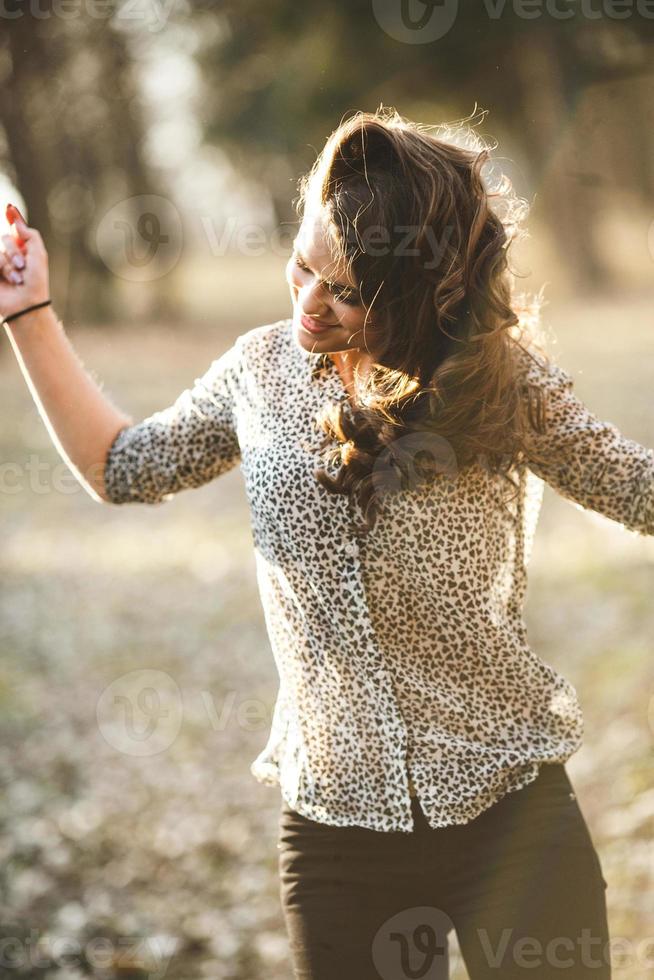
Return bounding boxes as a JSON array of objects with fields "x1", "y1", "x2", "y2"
[{"x1": 0, "y1": 204, "x2": 50, "y2": 323}]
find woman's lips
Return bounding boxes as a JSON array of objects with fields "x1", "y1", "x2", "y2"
[{"x1": 300, "y1": 313, "x2": 337, "y2": 335}]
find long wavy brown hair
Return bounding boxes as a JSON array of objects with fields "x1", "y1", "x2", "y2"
[{"x1": 297, "y1": 105, "x2": 551, "y2": 533}]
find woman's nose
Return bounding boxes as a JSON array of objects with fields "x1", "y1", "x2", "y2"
[{"x1": 299, "y1": 282, "x2": 330, "y2": 314}]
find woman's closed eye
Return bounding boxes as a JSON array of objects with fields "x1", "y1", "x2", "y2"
[
  {"x1": 294, "y1": 254, "x2": 361, "y2": 306},
  {"x1": 335, "y1": 290, "x2": 361, "y2": 307}
]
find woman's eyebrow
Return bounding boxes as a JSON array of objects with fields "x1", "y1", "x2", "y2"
[{"x1": 295, "y1": 247, "x2": 359, "y2": 293}]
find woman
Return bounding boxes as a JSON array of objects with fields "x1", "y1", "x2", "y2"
[{"x1": 3, "y1": 107, "x2": 651, "y2": 979}]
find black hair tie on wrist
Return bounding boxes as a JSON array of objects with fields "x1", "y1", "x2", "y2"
[{"x1": 2, "y1": 299, "x2": 52, "y2": 326}]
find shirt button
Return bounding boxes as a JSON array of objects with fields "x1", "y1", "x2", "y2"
[{"x1": 344, "y1": 541, "x2": 358, "y2": 557}]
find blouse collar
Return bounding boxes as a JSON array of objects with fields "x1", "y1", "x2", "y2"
[
  {"x1": 291, "y1": 322, "x2": 349, "y2": 403},
  {"x1": 308, "y1": 350, "x2": 331, "y2": 381}
]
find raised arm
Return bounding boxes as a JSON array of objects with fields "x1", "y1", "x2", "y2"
[
  {"x1": 518, "y1": 344, "x2": 654, "y2": 536},
  {"x1": 1, "y1": 208, "x2": 134, "y2": 503},
  {"x1": 2, "y1": 205, "x2": 243, "y2": 507}
]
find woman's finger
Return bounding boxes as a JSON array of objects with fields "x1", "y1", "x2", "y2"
[
  {"x1": 0, "y1": 250, "x2": 24, "y2": 284},
  {"x1": 1, "y1": 233, "x2": 26, "y2": 271}
]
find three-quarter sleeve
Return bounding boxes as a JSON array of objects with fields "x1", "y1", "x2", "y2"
[
  {"x1": 518, "y1": 346, "x2": 654, "y2": 536},
  {"x1": 103, "y1": 337, "x2": 243, "y2": 505}
]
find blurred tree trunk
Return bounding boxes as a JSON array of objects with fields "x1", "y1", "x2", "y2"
[
  {"x1": 0, "y1": 13, "x2": 109, "y2": 321},
  {"x1": 0, "y1": 16, "x2": 57, "y2": 265},
  {"x1": 628, "y1": 77, "x2": 654, "y2": 203},
  {"x1": 511, "y1": 28, "x2": 609, "y2": 291},
  {"x1": 0, "y1": 13, "x2": 171, "y2": 327},
  {"x1": 92, "y1": 24, "x2": 183, "y2": 324}
]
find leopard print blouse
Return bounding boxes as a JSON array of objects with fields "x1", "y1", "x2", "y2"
[{"x1": 103, "y1": 317, "x2": 654, "y2": 832}]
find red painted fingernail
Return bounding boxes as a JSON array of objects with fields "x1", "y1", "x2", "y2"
[{"x1": 6, "y1": 204, "x2": 27, "y2": 249}]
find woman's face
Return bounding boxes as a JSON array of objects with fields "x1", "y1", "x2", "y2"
[{"x1": 286, "y1": 208, "x2": 379, "y2": 356}]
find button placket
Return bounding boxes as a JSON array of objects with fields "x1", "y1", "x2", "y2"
[
  {"x1": 362, "y1": 627, "x2": 414, "y2": 817},
  {"x1": 355, "y1": 603, "x2": 412, "y2": 823},
  {"x1": 340, "y1": 531, "x2": 409, "y2": 788},
  {"x1": 313, "y1": 361, "x2": 414, "y2": 827}
]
